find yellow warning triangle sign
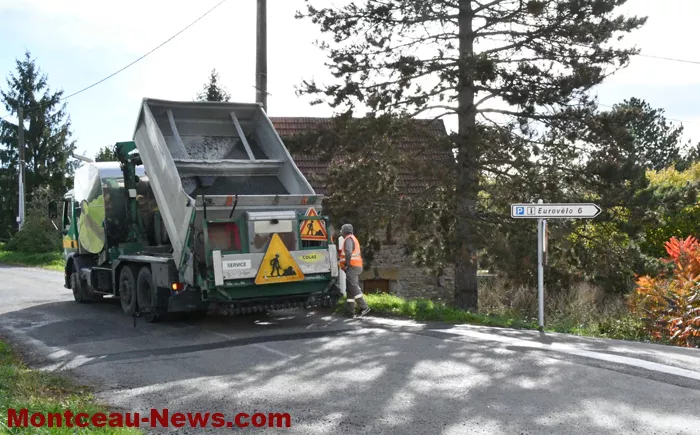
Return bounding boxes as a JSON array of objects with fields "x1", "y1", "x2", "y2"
[
  {"x1": 255, "y1": 233, "x2": 305, "y2": 285},
  {"x1": 299, "y1": 208, "x2": 328, "y2": 241}
]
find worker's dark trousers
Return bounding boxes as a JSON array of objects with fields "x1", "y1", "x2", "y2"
[{"x1": 345, "y1": 266, "x2": 368, "y2": 315}]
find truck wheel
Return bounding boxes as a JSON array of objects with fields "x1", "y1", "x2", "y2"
[
  {"x1": 136, "y1": 266, "x2": 158, "y2": 322},
  {"x1": 71, "y1": 265, "x2": 86, "y2": 304},
  {"x1": 119, "y1": 265, "x2": 138, "y2": 316},
  {"x1": 71, "y1": 263, "x2": 100, "y2": 303}
]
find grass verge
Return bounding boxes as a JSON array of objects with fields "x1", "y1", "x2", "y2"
[
  {"x1": 0, "y1": 338, "x2": 140, "y2": 434},
  {"x1": 338, "y1": 293, "x2": 537, "y2": 329},
  {"x1": 336, "y1": 292, "x2": 652, "y2": 343},
  {"x1": 0, "y1": 244, "x2": 63, "y2": 272}
]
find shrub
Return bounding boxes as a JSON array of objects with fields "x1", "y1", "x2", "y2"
[
  {"x1": 630, "y1": 236, "x2": 700, "y2": 347},
  {"x1": 5, "y1": 186, "x2": 62, "y2": 253},
  {"x1": 639, "y1": 162, "x2": 700, "y2": 258},
  {"x1": 596, "y1": 314, "x2": 649, "y2": 341}
]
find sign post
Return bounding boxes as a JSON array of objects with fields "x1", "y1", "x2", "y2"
[
  {"x1": 542, "y1": 219, "x2": 548, "y2": 266},
  {"x1": 337, "y1": 235, "x2": 346, "y2": 296},
  {"x1": 511, "y1": 200, "x2": 601, "y2": 331},
  {"x1": 537, "y1": 208, "x2": 544, "y2": 331}
]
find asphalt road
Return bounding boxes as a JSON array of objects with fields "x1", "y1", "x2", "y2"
[{"x1": 2, "y1": 263, "x2": 700, "y2": 434}]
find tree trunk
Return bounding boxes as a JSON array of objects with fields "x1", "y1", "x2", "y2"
[{"x1": 454, "y1": 0, "x2": 479, "y2": 311}]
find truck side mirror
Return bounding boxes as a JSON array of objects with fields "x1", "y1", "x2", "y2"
[{"x1": 48, "y1": 201, "x2": 58, "y2": 219}]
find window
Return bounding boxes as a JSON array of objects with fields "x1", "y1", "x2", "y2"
[
  {"x1": 207, "y1": 222, "x2": 242, "y2": 252},
  {"x1": 62, "y1": 199, "x2": 71, "y2": 230}
]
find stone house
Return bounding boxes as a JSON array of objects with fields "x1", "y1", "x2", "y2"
[{"x1": 269, "y1": 116, "x2": 456, "y2": 302}]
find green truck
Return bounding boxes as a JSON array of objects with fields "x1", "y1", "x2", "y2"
[{"x1": 49, "y1": 98, "x2": 341, "y2": 322}]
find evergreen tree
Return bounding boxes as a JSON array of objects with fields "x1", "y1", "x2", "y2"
[
  {"x1": 95, "y1": 145, "x2": 117, "y2": 162},
  {"x1": 196, "y1": 68, "x2": 231, "y2": 102},
  {"x1": 676, "y1": 143, "x2": 700, "y2": 171},
  {"x1": 599, "y1": 98, "x2": 687, "y2": 171},
  {"x1": 0, "y1": 51, "x2": 77, "y2": 236},
  {"x1": 295, "y1": 0, "x2": 647, "y2": 310}
]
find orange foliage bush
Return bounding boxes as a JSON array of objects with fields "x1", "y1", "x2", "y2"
[{"x1": 630, "y1": 236, "x2": 700, "y2": 348}]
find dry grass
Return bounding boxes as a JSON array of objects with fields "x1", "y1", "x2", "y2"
[
  {"x1": 479, "y1": 277, "x2": 627, "y2": 321},
  {"x1": 477, "y1": 277, "x2": 648, "y2": 339}
]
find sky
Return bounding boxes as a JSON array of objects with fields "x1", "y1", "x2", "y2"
[{"x1": 0, "y1": 0, "x2": 699, "y2": 159}]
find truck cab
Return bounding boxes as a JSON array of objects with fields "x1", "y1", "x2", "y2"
[{"x1": 60, "y1": 190, "x2": 79, "y2": 254}]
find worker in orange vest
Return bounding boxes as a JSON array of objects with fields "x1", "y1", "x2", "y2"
[{"x1": 339, "y1": 224, "x2": 370, "y2": 317}]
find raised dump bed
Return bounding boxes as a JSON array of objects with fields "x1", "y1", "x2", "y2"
[
  {"x1": 54, "y1": 98, "x2": 340, "y2": 321},
  {"x1": 132, "y1": 98, "x2": 325, "y2": 281}
]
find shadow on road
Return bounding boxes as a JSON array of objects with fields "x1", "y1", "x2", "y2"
[{"x1": 1, "y1": 292, "x2": 700, "y2": 435}]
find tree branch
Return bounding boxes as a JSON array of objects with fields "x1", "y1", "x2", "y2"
[{"x1": 473, "y1": 0, "x2": 511, "y2": 15}]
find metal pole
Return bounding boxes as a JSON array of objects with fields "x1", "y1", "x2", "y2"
[
  {"x1": 338, "y1": 235, "x2": 346, "y2": 296},
  {"x1": 537, "y1": 199, "x2": 544, "y2": 330},
  {"x1": 17, "y1": 106, "x2": 25, "y2": 231},
  {"x1": 256, "y1": 0, "x2": 267, "y2": 111}
]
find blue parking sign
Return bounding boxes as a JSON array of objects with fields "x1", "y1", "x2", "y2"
[{"x1": 515, "y1": 206, "x2": 524, "y2": 215}]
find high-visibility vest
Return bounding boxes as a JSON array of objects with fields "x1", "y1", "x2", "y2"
[{"x1": 339, "y1": 234, "x2": 363, "y2": 268}]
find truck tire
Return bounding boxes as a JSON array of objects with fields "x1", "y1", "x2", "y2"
[
  {"x1": 119, "y1": 265, "x2": 138, "y2": 317},
  {"x1": 71, "y1": 263, "x2": 101, "y2": 303},
  {"x1": 136, "y1": 266, "x2": 160, "y2": 323},
  {"x1": 71, "y1": 264, "x2": 87, "y2": 304}
]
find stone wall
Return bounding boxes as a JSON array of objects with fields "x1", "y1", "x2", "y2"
[
  {"x1": 330, "y1": 224, "x2": 502, "y2": 304},
  {"x1": 330, "y1": 224, "x2": 501, "y2": 305},
  {"x1": 331, "y1": 225, "x2": 455, "y2": 303},
  {"x1": 361, "y1": 241, "x2": 455, "y2": 302}
]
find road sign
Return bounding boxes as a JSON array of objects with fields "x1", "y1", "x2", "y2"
[
  {"x1": 299, "y1": 207, "x2": 328, "y2": 241},
  {"x1": 511, "y1": 203, "x2": 601, "y2": 219},
  {"x1": 255, "y1": 233, "x2": 305, "y2": 285}
]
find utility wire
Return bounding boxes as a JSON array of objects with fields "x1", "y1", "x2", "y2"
[
  {"x1": 0, "y1": 0, "x2": 229, "y2": 122},
  {"x1": 636, "y1": 53, "x2": 700, "y2": 66},
  {"x1": 1, "y1": 9, "x2": 700, "y2": 124},
  {"x1": 597, "y1": 102, "x2": 698, "y2": 124}
]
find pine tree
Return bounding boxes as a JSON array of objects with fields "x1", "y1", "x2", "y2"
[
  {"x1": 0, "y1": 50, "x2": 77, "y2": 236},
  {"x1": 295, "y1": 0, "x2": 647, "y2": 310},
  {"x1": 196, "y1": 68, "x2": 231, "y2": 102},
  {"x1": 95, "y1": 145, "x2": 117, "y2": 162},
  {"x1": 602, "y1": 97, "x2": 687, "y2": 171}
]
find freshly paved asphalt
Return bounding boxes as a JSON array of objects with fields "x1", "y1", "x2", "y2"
[{"x1": 2, "y1": 263, "x2": 700, "y2": 434}]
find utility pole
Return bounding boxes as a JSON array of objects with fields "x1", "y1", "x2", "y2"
[
  {"x1": 17, "y1": 106, "x2": 25, "y2": 231},
  {"x1": 256, "y1": 0, "x2": 267, "y2": 112}
]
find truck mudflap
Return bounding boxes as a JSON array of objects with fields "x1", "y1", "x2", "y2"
[{"x1": 166, "y1": 287, "x2": 210, "y2": 313}]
